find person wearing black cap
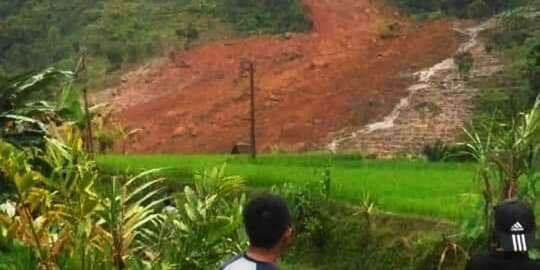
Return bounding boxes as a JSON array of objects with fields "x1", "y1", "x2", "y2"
[{"x1": 466, "y1": 200, "x2": 540, "y2": 270}]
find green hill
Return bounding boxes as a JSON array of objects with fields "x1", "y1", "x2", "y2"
[
  {"x1": 389, "y1": 0, "x2": 531, "y2": 18},
  {"x1": 0, "y1": 0, "x2": 311, "y2": 89}
]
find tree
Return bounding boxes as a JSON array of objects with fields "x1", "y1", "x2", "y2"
[
  {"x1": 47, "y1": 26, "x2": 61, "y2": 43},
  {"x1": 178, "y1": 23, "x2": 200, "y2": 50},
  {"x1": 467, "y1": 0, "x2": 490, "y2": 18},
  {"x1": 106, "y1": 46, "x2": 123, "y2": 70}
]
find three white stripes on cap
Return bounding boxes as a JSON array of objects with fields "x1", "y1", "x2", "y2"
[
  {"x1": 511, "y1": 222, "x2": 527, "y2": 252},
  {"x1": 512, "y1": 234, "x2": 527, "y2": 252}
]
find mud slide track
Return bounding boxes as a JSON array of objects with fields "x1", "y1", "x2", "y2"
[{"x1": 104, "y1": 0, "x2": 462, "y2": 153}]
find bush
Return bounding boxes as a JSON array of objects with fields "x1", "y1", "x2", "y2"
[
  {"x1": 221, "y1": 0, "x2": 312, "y2": 34},
  {"x1": 454, "y1": 51, "x2": 474, "y2": 78},
  {"x1": 478, "y1": 10, "x2": 540, "y2": 123},
  {"x1": 1, "y1": 135, "x2": 248, "y2": 269},
  {"x1": 466, "y1": 0, "x2": 490, "y2": 18},
  {"x1": 528, "y1": 42, "x2": 540, "y2": 95},
  {"x1": 282, "y1": 203, "x2": 470, "y2": 270},
  {"x1": 95, "y1": 127, "x2": 124, "y2": 153},
  {"x1": 178, "y1": 23, "x2": 200, "y2": 49},
  {"x1": 105, "y1": 45, "x2": 123, "y2": 70},
  {"x1": 488, "y1": 7, "x2": 535, "y2": 49},
  {"x1": 272, "y1": 165, "x2": 332, "y2": 248},
  {"x1": 388, "y1": 0, "x2": 529, "y2": 19},
  {"x1": 154, "y1": 165, "x2": 247, "y2": 269},
  {"x1": 126, "y1": 44, "x2": 138, "y2": 63},
  {"x1": 380, "y1": 20, "x2": 401, "y2": 39},
  {"x1": 423, "y1": 140, "x2": 449, "y2": 162},
  {"x1": 423, "y1": 141, "x2": 475, "y2": 162}
]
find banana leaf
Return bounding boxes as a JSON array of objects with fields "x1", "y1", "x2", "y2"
[
  {"x1": 0, "y1": 68, "x2": 72, "y2": 112},
  {"x1": 56, "y1": 85, "x2": 85, "y2": 128}
]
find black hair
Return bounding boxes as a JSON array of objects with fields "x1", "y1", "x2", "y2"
[{"x1": 243, "y1": 194, "x2": 291, "y2": 249}]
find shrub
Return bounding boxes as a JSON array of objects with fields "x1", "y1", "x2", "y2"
[
  {"x1": 380, "y1": 20, "x2": 401, "y2": 39},
  {"x1": 388, "y1": 0, "x2": 529, "y2": 19},
  {"x1": 0, "y1": 132, "x2": 248, "y2": 269},
  {"x1": 454, "y1": 51, "x2": 474, "y2": 79},
  {"x1": 221, "y1": 0, "x2": 312, "y2": 34},
  {"x1": 422, "y1": 142, "x2": 474, "y2": 162},
  {"x1": 151, "y1": 165, "x2": 247, "y2": 269},
  {"x1": 466, "y1": 0, "x2": 490, "y2": 18},
  {"x1": 423, "y1": 140, "x2": 449, "y2": 162},
  {"x1": 488, "y1": 7, "x2": 534, "y2": 49},
  {"x1": 445, "y1": 144, "x2": 475, "y2": 162},
  {"x1": 95, "y1": 127, "x2": 124, "y2": 153},
  {"x1": 272, "y1": 166, "x2": 332, "y2": 247},
  {"x1": 126, "y1": 44, "x2": 138, "y2": 63},
  {"x1": 47, "y1": 26, "x2": 61, "y2": 43},
  {"x1": 178, "y1": 23, "x2": 200, "y2": 49},
  {"x1": 528, "y1": 41, "x2": 540, "y2": 96}
]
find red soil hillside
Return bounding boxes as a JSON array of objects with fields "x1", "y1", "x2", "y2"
[{"x1": 99, "y1": 0, "x2": 463, "y2": 153}]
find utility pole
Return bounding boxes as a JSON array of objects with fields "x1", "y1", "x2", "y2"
[{"x1": 241, "y1": 59, "x2": 257, "y2": 159}]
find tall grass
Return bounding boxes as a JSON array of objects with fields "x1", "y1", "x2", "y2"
[{"x1": 97, "y1": 154, "x2": 477, "y2": 220}]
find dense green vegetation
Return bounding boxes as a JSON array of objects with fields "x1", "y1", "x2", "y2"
[
  {"x1": 472, "y1": 7, "x2": 540, "y2": 125},
  {"x1": 0, "y1": 0, "x2": 311, "y2": 89},
  {"x1": 280, "y1": 204, "x2": 469, "y2": 270},
  {"x1": 389, "y1": 0, "x2": 531, "y2": 18},
  {"x1": 96, "y1": 154, "x2": 477, "y2": 220},
  {"x1": 222, "y1": 0, "x2": 312, "y2": 33}
]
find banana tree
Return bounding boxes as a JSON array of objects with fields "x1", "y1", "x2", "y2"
[{"x1": 0, "y1": 68, "x2": 72, "y2": 148}]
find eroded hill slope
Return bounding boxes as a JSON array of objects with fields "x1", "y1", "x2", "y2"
[{"x1": 99, "y1": 0, "x2": 463, "y2": 153}]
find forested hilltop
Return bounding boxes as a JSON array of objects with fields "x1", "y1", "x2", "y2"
[
  {"x1": 390, "y1": 0, "x2": 532, "y2": 18},
  {"x1": 0, "y1": 0, "x2": 311, "y2": 88}
]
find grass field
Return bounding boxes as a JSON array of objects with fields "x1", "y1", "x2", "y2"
[{"x1": 96, "y1": 154, "x2": 478, "y2": 220}]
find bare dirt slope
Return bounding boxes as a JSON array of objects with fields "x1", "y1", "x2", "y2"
[{"x1": 99, "y1": 0, "x2": 463, "y2": 153}]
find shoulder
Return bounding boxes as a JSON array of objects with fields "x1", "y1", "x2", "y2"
[
  {"x1": 220, "y1": 254, "x2": 278, "y2": 270},
  {"x1": 220, "y1": 255, "x2": 256, "y2": 270},
  {"x1": 221, "y1": 254, "x2": 277, "y2": 270},
  {"x1": 257, "y1": 264, "x2": 278, "y2": 270}
]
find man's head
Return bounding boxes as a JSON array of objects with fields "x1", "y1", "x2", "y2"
[
  {"x1": 243, "y1": 194, "x2": 293, "y2": 250},
  {"x1": 495, "y1": 199, "x2": 536, "y2": 252}
]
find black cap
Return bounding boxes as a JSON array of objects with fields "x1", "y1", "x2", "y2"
[{"x1": 495, "y1": 200, "x2": 536, "y2": 252}]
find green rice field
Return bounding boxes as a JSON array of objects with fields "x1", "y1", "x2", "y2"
[{"x1": 97, "y1": 154, "x2": 478, "y2": 221}]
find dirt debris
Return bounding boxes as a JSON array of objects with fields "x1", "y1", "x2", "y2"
[{"x1": 98, "y1": 0, "x2": 462, "y2": 153}]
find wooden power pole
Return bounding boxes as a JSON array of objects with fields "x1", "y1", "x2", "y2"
[{"x1": 241, "y1": 59, "x2": 257, "y2": 159}]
